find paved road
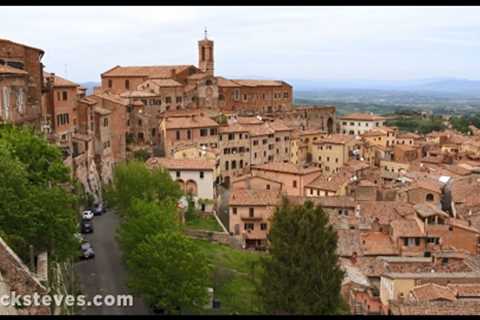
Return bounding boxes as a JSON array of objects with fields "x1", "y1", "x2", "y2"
[{"x1": 74, "y1": 211, "x2": 151, "y2": 315}]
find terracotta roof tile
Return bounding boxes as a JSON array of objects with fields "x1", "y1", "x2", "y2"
[
  {"x1": 146, "y1": 157, "x2": 215, "y2": 171},
  {"x1": 411, "y1": 283, "x2": 457, "y2": 302},
  {"x1": 101, "y1": 65, "x2": 195, "y2": 78},
  {"x1": 164, "y1": 114, "x2": 219, "y2": 129},
  {"x1": 314, "y1": 134, "x2": 356, "y2": 145},
  {"x1": 360, "y1": 231, "x2": 398, "y2": 256},
  {"x1": 44, "y1": 72, "x2": 79, "y2": 87}
]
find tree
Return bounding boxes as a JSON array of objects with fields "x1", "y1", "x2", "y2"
[
  {"x1": 258, "y1": 198, "x2": 346, "y2": 315},
  {"x1": 126, "y1": 232, "x2": 211, "y2": 313},
  {"x1": 105, "y1": 160, "x2": 182, "y2": 216},
  {"x1": 0, "y1": 125, "x2": 77, "y2": 262},
  {"x1": 117, "y1": 198, "x2": 179, "y2": 254}
]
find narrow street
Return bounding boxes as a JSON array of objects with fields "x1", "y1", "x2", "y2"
[{"x1": 74, "y1": 211, "x2": 151, "y2": 315}]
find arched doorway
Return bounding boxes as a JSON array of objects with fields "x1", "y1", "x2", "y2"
[{"x1": 327, "y1": 117, "x2": 334, "y2": 134}]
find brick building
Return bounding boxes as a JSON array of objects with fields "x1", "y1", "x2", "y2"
[{"x1": 0, "y1": 38, "x2": 44, "y2": 127}]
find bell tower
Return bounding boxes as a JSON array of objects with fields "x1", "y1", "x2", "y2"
[{"x1": 198, "y1": 28, "x2": 214, "y2": 76}]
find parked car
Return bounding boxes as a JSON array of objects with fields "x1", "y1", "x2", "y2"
[
  {"x1": 80, "y1": 242, "x2": 95, "y2": 260},
  {"x1": 93, "y1": 203, "x2": 105, "y2": 216},
  {"x1": 80, "y1": 219, "x2": 93, "y2": 234},
  {"x1": 82, "y1": 210, "x2": 94, "y2": 220}
]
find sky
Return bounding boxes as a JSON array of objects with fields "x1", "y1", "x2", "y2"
[{"x1": 2, "y1": 6, "x2": 480, "y2": 83}]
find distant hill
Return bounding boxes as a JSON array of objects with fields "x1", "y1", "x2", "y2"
[{"x1": 79, "y1": 82, "x2": 100, "y2": 95}]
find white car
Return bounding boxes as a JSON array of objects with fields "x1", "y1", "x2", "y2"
[{"x1": 82, "y1": 210, "x2": 94, "y2": 220}]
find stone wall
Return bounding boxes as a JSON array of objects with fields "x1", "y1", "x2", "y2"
[{"x1": 0, "y1": 236, "x2": 50, "y2": 315}]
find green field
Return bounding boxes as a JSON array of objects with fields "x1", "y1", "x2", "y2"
[
  {"x1": 188, "y1": 240, "x2": 264, "y2": 314},
  {"x1": 185, "y1": 214, "x2": 224, "y2": 232}
]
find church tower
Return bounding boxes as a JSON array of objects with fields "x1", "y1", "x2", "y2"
[{"x1": 198, "y1": 28, "x2": 214, "y2": 76}]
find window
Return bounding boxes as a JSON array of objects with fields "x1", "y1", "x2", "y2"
[
  {"x1": 231, "y1": 160, "x2": 237, "y2": 170},
  {"x1": 240, "y1": 160, "x2": 244, "y2": 168},
  {"x1": 62, "y1": 91, "x2": 68, "y2": 101},
  {"x1": 293, "y1": 180, "x2": 297, "y2": 188},
  {"x1": 200, "y1": 171, "x2": 204, "y2": 179},
  {"x1": 253, "y1": 140, "x2": 258, "y2": 146},
  {"x1": 200, "y1": 128, "x2": 208, "y2": 137},
  {"x1": 125, "y1": 80, "x2": 130, "y2": 89},
  {"x1": 108, "y1": 79, "x2": 112, "y2": 88},
  {"x1": 176, "y1": 171, "x2": 181, "y2": 178},
  {"x1": 249, "y1": 208, "x2": 254, "y2": 217},
  {"x1": 165, "y1": 96, "x2": 172, "y2": 103},
  {"x1": 176, "y1": 130, "x2": 180, "y2": 140},
  {"x1": 210, "y1": 128, "x2": 216, "y2": 135},
  {"x1": 228, "y1": 133, "x2": 235, "y2": 140},
  {"x1": 176, "y1": 96, "x2": 182, "y2": 103},
  {"x1": 225, "y1": 161, "x2": 229, "y2": 170},
  {"x1": 233, "y1": 208, "x2": 237, "y2": 215},
  {"x1": 234, "y1": 89, "x2": 240, "y2": 101},
  {"x1": 283, "y1": 92, "x2": 288, "y2": 98},
  {"x1": 266, "y1": 184, "x2": 270, "y2": 190},
  {"x1": 103, "y1": 118, "x2": 108, "y2": 127},
  {"x1": 426, "y1": 193, "x2": 434, "y2": 202},
  {"x1": 187, "y1": 130, "x2": 192, "y2": 139},
  {"x1": 243, "y1": 94, "x2": 248, "y2": 101},
  {"x1": 261, "y1": 223, "x2": 267, "y2": 230},
  {"x1": 244, "y1": 223, "x2": 254, "y2": 231}
]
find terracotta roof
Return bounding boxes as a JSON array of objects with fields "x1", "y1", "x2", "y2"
[
  {"x1": 120, "y1": 90, "x2": 156, "y2": 98},
  {"x1": 44, "y1": 72, "x2": 79, "y2": 87},
  {"x1": 406, "y1": 179, "x2": 443, "y2": 194},
  {"x1": 145, "y1": 157, "x2": 215, "y2": 171},
  {"x1": 187, "y1": 72, "x2": 208, "y2": 80},
  {"x1": 247, "y1": 124, "x2": 274, "y2": 136},
  {"x1": 0, "y1": 38, "x2": 44, "y2": 54},
  {"x1": 360, "y1": 231, "x2": 398, "y2": 256},
  {"x1": 164, "y1": 115, "x2": 219, "y2": 129},
  {"x1": 357, "y1": 201, "x2": 415, "y2": 225},
  {"x1": 94, "y1": 106, "x2": 111, "y2": 116},
  {"x1": 411, "y1": 283, "x2": 457, "y2": 302},
  {"x1": 229, "y1": 79, "x2": 289, "y2": 87},
  {"x1": 236, "y1": 116, "x2": 264, "y2": 125},
  {"x1": 314, "y1": 134, "x2": 355, "y2": 145},
  {"x1": 414, "y1": 203, "x2": 449, "y2": 218},
  {"x1": 89, "y1": 92, "x2": 129, "y2": 105},
  {"x1": 216, "y1": 76, "x2": 240, "y2": 87},
  {"x1": 101, "y1": 65, "x2": 195, "y2": 78},
  {"x1": 450, "y1": 175, "x2": 480, "y2": 203},
  {"x1": 391, "y1": 218, "x2": 425, "y2": 238},
  {"x1": 338, "y1": 112, "x2": 386, "y2": 121},
  {"x1": 218, "y1": 123, "x2": 248, "y2": 133},
  {"x1": 79, "y1": 97, "x2": 97, "y2": 105},
  {"x1": 252, "y1": 162, "x2": 322, "y2": 175},
  {"x1": 148, "y1": 78, "x2": 183, "y2": 87},
  {"x1": 346, "y1": 160, "x2": 370, "y2": 171},
  {"x1": 229, "y1": 189, "x2": 281, "y2": 206},
  {"x1": 398, "y1": 132, "x2": 421, "y2": 139},
  {"x1": 306, "y1": 171, "x2": 353, "y2": 191},
  {"x1": 448, "y1": 284, "x2": 480, "y2": 298},
  {"x1": 268, "y1": 119, "x2": 293, "y2": 132},
  {"x1": 0, "y1": 65, "x2": 28, "y2": 75}
]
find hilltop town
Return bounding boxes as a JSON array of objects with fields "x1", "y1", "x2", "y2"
[{"x1": 1, "y1": 34, "x2": 480, "y2": 315}]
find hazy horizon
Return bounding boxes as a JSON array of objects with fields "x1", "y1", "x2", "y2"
[{"x1": 2, "y1": 6, "x2": 480, "y2": 83}]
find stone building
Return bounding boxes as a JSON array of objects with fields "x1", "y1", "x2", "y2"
[
  {"x1": 100, "y1": 34, "x2": 293, "y2": 115},
  {"x1": 338, "y1": 113, "x2": 386, "y2": 136},
  {"x1": 0, "y1": 38, "x2": 44, "y2": 127},
  {"x1": 311, "y1": 134, "x2": 358, "y2": 174}
]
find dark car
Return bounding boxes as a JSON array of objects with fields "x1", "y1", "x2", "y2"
[
  {"x1": 93, "y1": 203, "x2": 105, "y2": 216},
  {"x1": 80, "y1": 219, "x2": 93, "y2": 234},
  {"x1": 80, "y1": 242, "x2": 95, "y2": 260}
]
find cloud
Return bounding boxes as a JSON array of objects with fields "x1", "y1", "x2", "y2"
[{"x1": 1, "y1": 6, "x2": 479, "y2": 82}]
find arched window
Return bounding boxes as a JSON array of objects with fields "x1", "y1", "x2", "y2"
[
  {"x1": 201, "y1": 47, "x2": 206, "y2": 61},
  {"x1": 426, "y1": 193, "x2": 434, "y2": 202}
]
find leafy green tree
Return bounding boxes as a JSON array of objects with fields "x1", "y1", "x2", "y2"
[
  {"x1": 133, "y1": 148, "x2": 151, "y2": 162},
  {"x1": 258, "y1": 198, "x2": 346, "y2": 315},
  {"x1": 117, "y1": 198, "x2": 179, "y2": 254},
  {"x1": 126, "y1": 232, "x2": 211, "y2": 313},
  {"x1": 0, "y1": 125, "x2": 77, "y2": 262},
  {"x1": 105, "y1": 160, "x2": 182, "y2": 216}
]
